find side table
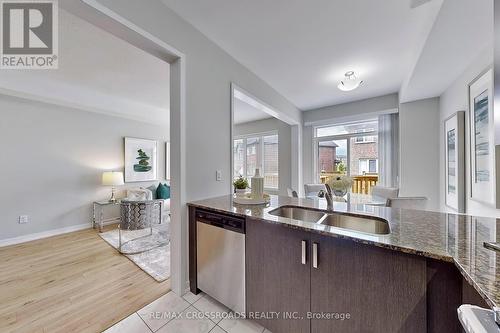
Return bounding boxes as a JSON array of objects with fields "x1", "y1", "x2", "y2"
[{"x1": 93, "y1": 200, "x2": 121, "y2": 232}]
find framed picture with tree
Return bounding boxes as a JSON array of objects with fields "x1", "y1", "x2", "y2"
[{"x1": 124, "y1": 137, "x2": 158, "y2": 182}]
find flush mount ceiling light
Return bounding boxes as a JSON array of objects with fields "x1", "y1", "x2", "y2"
[{"x1": 337, "y1": 71, "x2": 363, "y2": 92}]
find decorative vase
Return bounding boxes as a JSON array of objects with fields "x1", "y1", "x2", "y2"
[
  {"x1": 328, "y1": 176, "x2": 353, "y2": 199},
  {"x1": 333, "y1": 188, "x2": 348, "y2": 198},
  {"x1": 235, "y1": 188, "x2": 247, "y2": 197},
  {"x1": 251, "y1": 168, "x2": 264, "y2": 199}
]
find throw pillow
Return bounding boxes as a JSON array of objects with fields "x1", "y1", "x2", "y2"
[
  {"x1": 157, "y1": 183, "x2": 171, "y2": 199},
  {"x1": 147, "y1": 185, "x2": 158, "y2": 199},
  {"x1": 127, "y1": 190, "x2": 148, "y2": 201}
]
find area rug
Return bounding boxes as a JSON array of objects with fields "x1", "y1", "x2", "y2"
[{"x1": 99, "y1": 223, "x2": 170, "y2": 282}]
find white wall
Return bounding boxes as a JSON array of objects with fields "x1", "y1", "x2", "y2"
[
  {"x1": 439, "y1": 49, "x2": 498, "y2": 217},
  {"x1": 302, "y1": 94, "x2": 399, "y2": 185},
  {"x1": 302, "y1": 126, "x2": 316, "y2": 186},
  {"x1": 233, "y1": 118, "x2": 292, "y2": 195},
  {"x1": 0, "y1": 95, "x2": 169, "y2": 241},
  {"x1": 302, "y1": 93, "x2": 399, "y2": 126},
  {"x1": 399, "y1": 97, "x2": 440, "y2": 211}
]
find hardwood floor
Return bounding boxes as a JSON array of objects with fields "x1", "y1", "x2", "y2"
[{"x1": 0, "y1": 227, "x2": 170, "y2": 333}]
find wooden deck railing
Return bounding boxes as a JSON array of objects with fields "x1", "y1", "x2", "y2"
[
  {"x1": 351, "y1": 175, "x2": 378, "y2": 194},
  {"x1": 320, "y1": 173, "x2": 379, "y2": 195}
]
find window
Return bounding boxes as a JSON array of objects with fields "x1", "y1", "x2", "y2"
[
  {"x1": 354, "y1": 129, "x2": 377, "y2": 143},
  {"x1": 246, "y1": 137, "x2": 260, "y2": 178},
  {"x1": 317, "y1": 139, "x2": 348, "y2": 183},
  {"x1": 316, "y1": 120, "x2": 378, "y2": 138},
  {"x1": 314, "y1": 119, "x2": 379, "y2": 187},
  {"x1": 263, "y1": 135, "x2": 279, "y2": 188},
  {"x1": 233, "y1": 133, "x2": 279, "y2": 189},
  {"x1": 233, "y1": 139, "x2": 245, "y2": 178},
  {"x1": 359, "y1": 159, "x2": 378, "y2": 174}
]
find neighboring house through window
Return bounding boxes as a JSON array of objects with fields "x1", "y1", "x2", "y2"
[
  {"x1": 314, "y1": 119, "x2": 379, "y2": 183},
  {"x1": 233, "y1": 133, "x2": 279, "y2": 189}
]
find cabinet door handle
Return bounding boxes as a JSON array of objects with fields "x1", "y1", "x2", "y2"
[
  {"x1": 312, "y1": 242, "x2": 318, "y2": 269},
  {"x1": 301, "y1": 240, "x2": 307, "y2": 265}
]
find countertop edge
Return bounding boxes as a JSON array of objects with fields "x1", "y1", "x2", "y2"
[
  {"x1": 453, "y1": 259, "x2": 496, "y2": 309},
  {"x1": 187, "y1": 201, "x2": 454, "y2": 263}
]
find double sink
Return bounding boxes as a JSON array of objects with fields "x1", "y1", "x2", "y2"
[{"x1": 268, "y1": 206, "x2": 390, "y2": 235}]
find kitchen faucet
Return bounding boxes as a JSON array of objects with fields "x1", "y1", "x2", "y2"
[{"x1": 324, "y1": 184, "x2": 334, "y2": 211}]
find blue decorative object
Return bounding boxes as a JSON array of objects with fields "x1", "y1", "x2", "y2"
[{"x1": 157, "y1": 183, "x2": 170, "y2": 199}]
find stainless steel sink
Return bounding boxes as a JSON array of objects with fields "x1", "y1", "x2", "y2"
[
  {"x1": 268, "y1": 206, "x2": 390, "y2": 235},
  {"x1": 268, "y1": 206, "x2": 325, "y2": 223},
  {"x1": 319, "y1": 213, "x2": 390, "y2": 235}
]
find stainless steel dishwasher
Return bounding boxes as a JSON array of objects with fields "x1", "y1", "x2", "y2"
[{"x1": 196, "y1": 209, "x2": 245, "y2": 313}]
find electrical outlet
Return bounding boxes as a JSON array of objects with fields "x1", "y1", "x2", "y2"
[
  {"x1": 18, "y1": 215, "x2": 29, "y2": 224},
  {"x1": 216, "y1": 170, "x2": 222, "y2": 181}
]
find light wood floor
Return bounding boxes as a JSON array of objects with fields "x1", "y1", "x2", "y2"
[{"x1": 0, "y1": 227, "x2": 170, "y2": 333}]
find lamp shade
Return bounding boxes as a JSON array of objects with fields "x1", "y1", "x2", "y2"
[{"x1": 102, "y1": 171, "x2": 124, "y2": 186}]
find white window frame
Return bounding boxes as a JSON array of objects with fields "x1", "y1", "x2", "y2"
[
  {"x1": 313, "y1": 124, "x2": 377, "y2": 182},
  {"x1": 234, "y1": 130, "x2": 279, "y2": 190},
  {"x1": 354, "y1": 128, "x2": 377, "y2": 143},
  {"x1": 358, "y1": 158, "x2": 378, "y2": 174},
  {"x1": 355, "y1": 135, "x2": 377, "y2": 143}
]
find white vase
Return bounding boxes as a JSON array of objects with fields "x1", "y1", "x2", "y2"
[
  {"x1": 251, "y1": 168, "x2": 264, "y2": 199},
  {"x1": 235, "y1": 188, "x2": 246, "y2": 195}
]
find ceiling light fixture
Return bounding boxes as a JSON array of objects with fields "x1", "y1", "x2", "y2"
[{"x1": 337, "y1": 71, "x2": 363, "y2": 92}]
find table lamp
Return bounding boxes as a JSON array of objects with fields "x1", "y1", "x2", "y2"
[{"x1": 102, "y1": 171, "x2": 124, "y2": 203}]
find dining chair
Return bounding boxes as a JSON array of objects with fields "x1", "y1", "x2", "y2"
[
  {"x1": 304, "y1": 184, "x2": 326, "y2": 197},
  {"x1": 387, "y1": 197, "x2": 429, "y2": 210},
  {"x1": 287, "y1": 188, "x2": 298, "y2": 198},
  {"x1": 371, "y1": 186, "x2": 399, "y2": 199}
]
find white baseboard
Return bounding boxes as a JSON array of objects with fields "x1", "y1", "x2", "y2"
[{"x1": 0, "y1": 223, "x2": 91, "y2": 248}]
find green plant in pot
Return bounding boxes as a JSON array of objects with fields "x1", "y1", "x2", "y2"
[{"x1": 233, "y1": 176, "x2": 249, "y2": 196}]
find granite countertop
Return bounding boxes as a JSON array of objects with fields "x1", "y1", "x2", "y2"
[{"x1": 188, "y1": 195, "x2": 500, "y2": 309}]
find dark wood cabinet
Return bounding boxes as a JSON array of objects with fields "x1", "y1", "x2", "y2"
[
  {"x1": 246, "y1": 217, "x2": 311, "y2": 333},
  {"x1": 245, "y1": 219, "x2": 454, "y2": 333},
  {"x1": 310, "y1": 234, "x2": 427, "y2": 333}
]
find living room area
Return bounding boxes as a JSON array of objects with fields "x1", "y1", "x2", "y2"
[{"x1": 0, "y1": 7, "x2": 173, "y2": 332}]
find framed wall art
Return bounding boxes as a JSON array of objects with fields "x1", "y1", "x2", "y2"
[
  {"x1": 124, "y1": 137, "x2": 158, "y2": 182},
  {"x1": 165, "y1": 141, "x2": 170, "y2": 180},
  {"x1": 469, "y1": 69, "x2": 495, "y2": 205},
  {"x1": 444, "y1": 111, "x2": 465, "y2": 212}
]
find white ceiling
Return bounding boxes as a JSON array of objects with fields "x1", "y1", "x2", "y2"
[
  {"x1": 161, "y1": 0, "x2": 444, "y2": 110},
  {"x1": 0, "y1": 9, "x2": 170, "y2": 124},
  {"x1": 233, "y1": 98, "x2": 272, "y2": 125},
  {"x1": 399, "y1": 0, "x2": 493, "y2": 102}
]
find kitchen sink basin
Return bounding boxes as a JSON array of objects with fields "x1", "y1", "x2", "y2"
[
  {"x1": 268, "y1": 206, "x2": 325, "y2": 223},
  {"x1": 319, "y1": 213, "x2": 390, "y2": 235},
  {"x1": 268, "y1": 206, "x2": 390, "y2": 235}
]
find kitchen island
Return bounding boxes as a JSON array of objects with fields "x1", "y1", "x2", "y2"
[{"x1": 188, "y1": 195, "x2": 500, "y2": 333}]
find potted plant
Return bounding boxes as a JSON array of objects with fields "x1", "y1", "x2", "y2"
[{"x1": 233, "y1": 176, "x2": 249, "y2": 196}]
